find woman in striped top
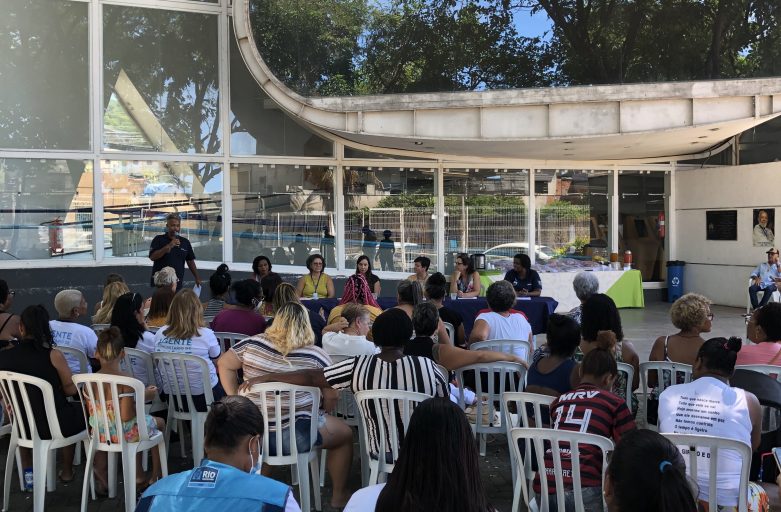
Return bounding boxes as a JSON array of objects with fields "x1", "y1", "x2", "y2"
[{"x1": 218, "y1": 302, "x2": 354, "y2": 509}]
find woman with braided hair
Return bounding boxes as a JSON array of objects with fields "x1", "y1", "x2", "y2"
[{"x1": 326, "y1": 273, "x2": 383, "y2": 326}]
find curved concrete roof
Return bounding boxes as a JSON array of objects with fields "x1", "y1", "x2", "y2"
[{"x1": 233, "y1": 1, "x2": 781, "y2": 162}]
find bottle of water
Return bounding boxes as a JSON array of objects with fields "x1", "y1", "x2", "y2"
[{"x1": 23, "y1": 468, "x2": 33, "y2": 492}]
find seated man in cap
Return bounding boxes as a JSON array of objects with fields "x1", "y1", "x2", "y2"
[{"x1": 749, "y1": 247, "x2": 781, "y2": 310}]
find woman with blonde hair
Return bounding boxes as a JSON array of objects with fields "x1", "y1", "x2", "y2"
[
  {"x1": 92, "y1": 280, "x2": 130, "y2": 325},
  {"x1": 152, "y1": 289, "x2": 223, "y2": 410},
  {"x1": 218, "y1": 302, "x2": 354, "y2": 508},
  {"x1": 270, "y1": 282, "x2": 335, "y2": 347}
]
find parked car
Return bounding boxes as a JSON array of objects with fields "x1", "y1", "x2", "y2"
[{"x1": 482, "y1": 243, "x2": 555, "y2": 270}]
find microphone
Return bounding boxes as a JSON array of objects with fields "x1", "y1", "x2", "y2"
[{"x1": 1, "y1": 249, "x2": 20, "y2": 260}]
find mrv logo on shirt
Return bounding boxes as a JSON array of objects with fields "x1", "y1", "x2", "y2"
[{"x1": 188, "y1": 467, "x2": 219, "y2": 488}]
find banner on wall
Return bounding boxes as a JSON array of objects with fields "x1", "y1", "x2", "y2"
[{"x1": 753, "y1": 208, "x2": 775, "y2": 247}]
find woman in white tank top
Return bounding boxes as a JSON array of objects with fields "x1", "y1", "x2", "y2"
[
  {"x1": 659, "y1": 336, "x2": 765, "y2": 511},
  {"x1": 469, "y1": 280, "x2": 533, "y2": 360}
]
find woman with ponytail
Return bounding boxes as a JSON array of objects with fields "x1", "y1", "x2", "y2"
[
  {"x1": 605, "y1": 429, "x2": 697, "y2": 511},
  {"x1": 659, "y1": 337, "x2": 767, "y2": 512},
  {"x1": 536, "y1": 330, "x2": 636, "y2": 511}
]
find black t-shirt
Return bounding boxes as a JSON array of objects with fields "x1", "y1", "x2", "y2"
[
  {"x1": 438, "y1": 306, "x2": 463, "y2": 329},
  {"x1": 149, "y1": 234, "x2": 195, "y2": 286},
  {"x1": 365, "y1": 273, "x2": 380, "y2": 290},
  {"x1": 404, "y1": 336, "x2": 435, "y2": 361},
  {"x1": 503, "y1": 268, "x2": 542, "y2": 292}
]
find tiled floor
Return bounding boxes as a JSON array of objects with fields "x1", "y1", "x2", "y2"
[{"x1": 0, "y1": 300, "x2": 773, "y2": 511}]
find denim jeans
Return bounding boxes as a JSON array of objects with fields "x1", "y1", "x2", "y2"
[
  {"x1": 537, "y1": 486, "x2": 604, "y2": 512},
  {"x1": 265, "y1": 415, "x2": 325, "y2": 456},
  {"x1": 749, "y1": 283, "x2": 776, "y2": 308}
]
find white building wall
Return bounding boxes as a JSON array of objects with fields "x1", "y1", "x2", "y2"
[{"x1": 676, "y1": 162, "x2": 781, "y2": 307}]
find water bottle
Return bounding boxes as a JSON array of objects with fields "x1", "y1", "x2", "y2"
[{"x1": 23, "y1": 468, "x2": 33, "y2": 491}]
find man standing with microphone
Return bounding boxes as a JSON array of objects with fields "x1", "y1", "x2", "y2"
[{"x1": 149, "y1": 213, "x2": 201, "y2": 291}]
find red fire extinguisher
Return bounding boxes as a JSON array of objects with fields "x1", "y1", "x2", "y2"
[
  {"x1": 48, "y1": 217, "x2": 64, "y2": 256},
  {"x1": 658, "y1": 212, "x2": 666, "y2": 239}
]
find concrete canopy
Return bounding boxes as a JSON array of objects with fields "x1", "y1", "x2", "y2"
[{"x1": 234, "y1": 1, "x2": 781, "y2": 163}]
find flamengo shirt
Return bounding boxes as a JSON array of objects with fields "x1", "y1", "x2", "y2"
[
  {"x1": 49, "y1": 319, "x2": 97, "y2": 374},
  {"x1": 534, "y1": 383, "x2": 636, "y2": 494}
]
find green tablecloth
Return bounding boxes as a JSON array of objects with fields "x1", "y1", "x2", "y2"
[{"x1": 606, "y1": 269, "x2": 645, "y2": 308}]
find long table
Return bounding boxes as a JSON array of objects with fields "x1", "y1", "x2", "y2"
[{"x1": 301, "y1": 296, "x2": 559, "y2": 336}]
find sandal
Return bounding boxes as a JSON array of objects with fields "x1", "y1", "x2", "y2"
[{"x1": 57, "y1": 470, "x2": 75, "y2": 484}]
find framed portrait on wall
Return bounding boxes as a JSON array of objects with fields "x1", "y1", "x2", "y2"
[{"x1": 753, "y1": 208, "x2": 775, "y2": 247}]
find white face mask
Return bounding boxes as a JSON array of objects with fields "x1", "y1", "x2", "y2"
[{"x1": 248, "y1": 436, "x2": 262, "y2": 474}]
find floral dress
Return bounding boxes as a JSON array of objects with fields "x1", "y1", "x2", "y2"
[{"x1": 86, "y1": 391, "x2": 159, "y2": 443}]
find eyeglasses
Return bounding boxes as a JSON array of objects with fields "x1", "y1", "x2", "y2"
[{"x1": 8, "y1": 291, "x2": 15, "y2": 297}]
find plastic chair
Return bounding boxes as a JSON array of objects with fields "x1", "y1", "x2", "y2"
[
  {"x1": 54, "y1": 346, "x2": 89, "y2": 375},
  {"x1": 72, "y1": 373, "x2": 168, "y2": 512},
  {"x1": 443, "y1": 322, "x2": 455, "y2": 345},
  {"x1": 213, "y1": 332, "x2": 248, "y2": 354},
  {"x1": 90, "y1": 324, "x2": 110, "y2": 335},
  {"x1": 470, "y1": 339, "x2": 532, "y2": 363},
  {"x1": 251, "y1": 383, "x2": 322, "y2": 512},
  {"x1": 735, "y1": 364, "x2": 781, "y2": 383},
  {"x1": 455, "y1": 361, "x2": 526, "y2": 455},
  {"x1": 639, "y1": 361, "x2": 692, "y2": 430},
  {"x1": 747, "y1": 278, "x2": 780, "y2": 314},
  {"x1": 354, "y1": 389, "x2": 429, "y2": 485},
  {"x1": 152, "y1": 352, "x2": 214, "y2": 467},
  {"x1": 662, "y1": 433, "x2": 752, "y2": 512},
  {"x1": 0, "y1": 414, "x2": 23, "y2": 492},
  {"x1": 616, "y1": 362, "x2": 635, "y2": 413},
  {"x1": 0, "y1": 371, "x2": 88, "y2": 512},
  {"x1": 509, "y1": 427, "x2": 614, "y2": 512}
]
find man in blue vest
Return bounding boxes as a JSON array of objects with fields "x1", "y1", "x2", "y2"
[{"x1": 136, "y1": 396, "x2": 300, "y2": 512}]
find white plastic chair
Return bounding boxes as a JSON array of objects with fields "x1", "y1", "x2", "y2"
[
  {"x1": 213, "y1": 332, "x2": 248, "y2": 354},
  {"x1": 455, "y1": 361, "x2": 526, "y2": 455},
  {"x1": 470, "y1": 339, "x2": 532, "y2": 364},
  {"x1": 639, "y1": 361, "x2": 693, "y2": 430},
  {"x1": 747, "y1": 278, "x2": 780, "y2": 314},
  {"x1": 152, "y1": 352, "x2": 214, "y2": 467},
  {"x1": 0, "y1": 371, "x2": 88, "y2": 512},
  {"x1": 90, "y1": 324, "x2": 110, "y2": 335},
  {"x1": 354, "y1": 389, "x2": 429, "y2": 485},
  {"x1": 72, "y1": 373, "x2": 168, "y2": 512},
  {"x1": 443, "y1": 322, "x2": 455, "y2": 345},
  {"x1": 509, "y1": 427, "x2": 614, "y2": 512},
  {"x1": 0, "y1": 412, "x2": 23, "y2": 492},
  {"x1": 735, "y1": 364, "x2": 781, "y2": 382},
  {"x1": 662, "y1": 433, "x2": 752, "y2": 512},
  {"x1": 55, "y1": 346, "x2": 89, "y2": 375},
  {"x1": 616, "y1": 362, "x2": 635, "y2": 413},
  {"x1": 251, "y1": 383, "x2": 322, "y2": 512}
]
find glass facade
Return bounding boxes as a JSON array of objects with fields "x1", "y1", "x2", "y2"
[{"x1": 618, "y1": 171, "x2": 668, "y2": 282}]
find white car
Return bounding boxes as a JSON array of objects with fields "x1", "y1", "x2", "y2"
[{"x1": 482, "y1": 243, "x2": 555, "y2": 270}]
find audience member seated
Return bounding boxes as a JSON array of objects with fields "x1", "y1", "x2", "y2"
[
  {"x1": 211, "y1": 280, "x2": 266, "y2": 336},
  {"x1": 469, "y1": 280, "x2": 533, "y2": 360},
  {"x1": 395, "y1": 280, "x2": 450, "y2": 343},
  {"x1": 88, "y1": 327, "x2": 164, "y2": 494},
  {"x1": 0, "y1": 305, "x2": 85, "y2": 483},
  {"x1": 356, "y1": 255, "x2": 381, "y2": 296},
  {"x1": 243, "y1": 309, "x2": 448, "y2": 491},
  {"x1": 503, "y1": 253, "x2": 542, "y2": 297},
  {"x1": 270, "y1": 282, "x2": 328, "y2": 347},
  {"x1": 152, "y1": 266, "x2": 178, "y2": 293},
  {"x1": 450, "y1": 252, "x2": 481, "y2": 298},
  {"x1": 153, "y1": 290, "x2": 224, "y2": 410},
  {"x1": 326, "y1": 274, "x2": 383, "y2": 326},
  {"x1": 537, "y1": 330, "x2": 636, "y2": 511},
  {"x1": 111, "y1": 292, "x2": 154, "y2": 351},
  {"x1": 648, "y1": 293, "x2": 711, "y2": 387},
  {"x1": 203, "y1": 263, "x2": 231, "y2": 318},
  {"x1": 251, "y1": 255, "x2": 278, "y2": 284},
  {"x1": 93, "y1": 273, "x2": 125, "y2": 314},
  {"x1": 659, "y1": 337, "x2": 765, "y2": 511},
  {"x1": 322, "y1": 304, "x2": 377, "y2": 357},
  {"x1": 577, "y1": 294, "x2": 640, "y2": 400},
  {"x1": 139, "y1": 395, "x2": 300, "y2": 511},
  {"x1": 145, "y1": 287, "x2": 175, "y2": 329},
  {"x1": 526, "y1": 314, "x2": 580, "y2": 397},
  {"x1": 50, "y1": 289, "x2": 98, "y2": 375},
  {"x1": 0, "y1": 279, "x2": 21, "y2": 345},
  {"x1": 296, "y1": 254, "x2": 335, "y2": 299},
  {"x1": 92, "y1": 280, "x2": 129, "y2": 325},
  {"x1": 345, "y1": 398, "x2": 494, "y2": 512},
  {"x1": 739, "y1": 302, "x2": 781, "y2": 365},
  {"x1": 566, "y1": 271, "x2": 599, "y2": 324},
  {"x1": 749, "y1": 247, "x2": 781, "y2": 310},
  {"x1": 425, "y1": 272, "x2": 466, "y2": 348},
  {"x1": 259, "y1": 272, "x2": 283, "y2": 316},
  {"x1": 218, "y1": 302, "x2": 352, "y2": 509},
  {"x1": 407, "y1": 256, "x2": 431, "y2": 286},
  {"x1": 605, "y1": 429, "x2": 697, "y2": 512}
]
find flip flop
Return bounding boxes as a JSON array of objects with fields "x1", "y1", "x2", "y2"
[{"x1": 57, "y1": 471, "x2": 75, "y2": 484}]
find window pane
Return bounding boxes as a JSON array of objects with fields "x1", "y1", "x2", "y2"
[
  {"x1": 619, "y1": 171, "x2": 667, "y2": 281},
  {"x1": 0, "y1": 158, "x2": 93, "y2": 260},
  {"x1": 103, "y1": 160, "x2": 223, "y2": 262},
  {"x1": 231, "y1": 163, "x2": 336, "y2": 268},
  {"x1": 0, "y1": 0, "x2": 89, "y2": 150},
  {"x1": 229, "y1": 26, "x2": 333, "y2": 157},
  {"x1": 535, "y1": 169, "x2": 611, "y2": 272},
  {"x1": 103, "y1": 6, "x2": 220, "y2": 154},
  {"x1": 443, "y1": 169, "x2": 528, "y2": 275},
  {"x1": 343, "y1": 166, "x2": 436, "y2": 273}
]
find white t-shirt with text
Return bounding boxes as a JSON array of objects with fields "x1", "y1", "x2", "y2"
[
  {"x1": 153, "y1": 326, "x2": 221, "y2": 394},
  {"x1": 49, "y1": 319, "x2": 97, "y2": 375}
]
